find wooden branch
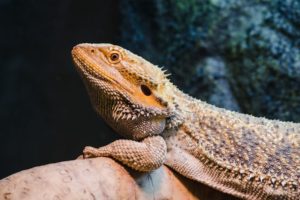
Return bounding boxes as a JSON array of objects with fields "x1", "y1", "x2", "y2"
[{"x1": 0, "y1": 158, "x2": 234, "y2": 200}]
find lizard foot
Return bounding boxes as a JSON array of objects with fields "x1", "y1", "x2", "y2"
[{"x1": 79, "y1": 136, "x2": 167, "y2": 171}]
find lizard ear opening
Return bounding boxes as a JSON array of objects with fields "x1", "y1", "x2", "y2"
[{"x1": 141, "y1": 85, "x2": 152, "y2": 96}]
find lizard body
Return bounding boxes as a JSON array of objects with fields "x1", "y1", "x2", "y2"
[{"x1": 72, "y1": 43, "x2": 300, "y2": 200}]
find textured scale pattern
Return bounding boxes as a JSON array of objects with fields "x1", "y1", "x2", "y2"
[
  {"x1": 72, "y1": 43, "x2": 300, "y2": 200},
  {"x1": 83, "y1": 136, "x2": 167, "y2": 172}
]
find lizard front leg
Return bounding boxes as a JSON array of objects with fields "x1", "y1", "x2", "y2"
[{"x1": 82, "y1": 136, "x2": 167, "y2": 172}]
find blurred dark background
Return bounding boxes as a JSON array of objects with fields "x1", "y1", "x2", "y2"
[{"x1": 1, "y1": 0, "x2": 299, "y2": 179}]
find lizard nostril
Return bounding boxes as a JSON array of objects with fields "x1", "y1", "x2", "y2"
[
  {"x1": 91, "y1": 49, "x2": 95, "y2": 53},
  {"x1": 141, "y1": 85, "x2": 152, "y2": 96}
]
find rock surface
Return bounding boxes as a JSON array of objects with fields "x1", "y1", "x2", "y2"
[{"x1": 0, "y1": 158, "x2": 237, "y2": 200}]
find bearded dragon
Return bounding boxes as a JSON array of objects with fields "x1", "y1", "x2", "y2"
[{"x1": 71, "y1": 43, "x2": 300, "y2": 200}]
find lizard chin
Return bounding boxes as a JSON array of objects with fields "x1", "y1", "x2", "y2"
[{"x1": 110, "y1": 116, "x2": 166, "y2": 141}]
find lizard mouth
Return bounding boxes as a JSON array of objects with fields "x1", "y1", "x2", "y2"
[
  {"x1": 71, "y1": 44, "x2": 135, "y2": 95},
  {"x1": 72, "y1": 46, "x2": 115, "y2": 83}
]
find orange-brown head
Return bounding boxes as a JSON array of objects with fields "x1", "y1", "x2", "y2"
[{"x1": 72, "y1": 43, "x2": 175, "y2": 140}]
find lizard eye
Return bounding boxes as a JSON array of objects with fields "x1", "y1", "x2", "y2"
[
  {"x1": 108, "y1": 51, "x2": 121, "y2": 63},
  {"x1": 141, "y1": 85, "x2": 152, "y2": 96}
]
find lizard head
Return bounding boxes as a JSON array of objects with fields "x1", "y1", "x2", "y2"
[{"x1": 72, "y1": 43, "x2": 179, "y2": 140}]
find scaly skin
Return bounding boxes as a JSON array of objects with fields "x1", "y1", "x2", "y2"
[{"x1": 72, "y1": 43, "x2": 300, "y2": 200}]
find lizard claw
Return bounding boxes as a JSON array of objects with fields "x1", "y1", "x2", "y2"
[{"x1": 83, "y1": 146, "x2": 99, "y2": 158}]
